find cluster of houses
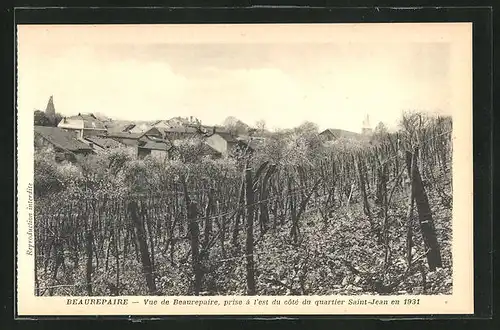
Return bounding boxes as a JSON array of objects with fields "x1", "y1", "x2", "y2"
[
  {"x1": 34, "y1": 96, "x2": 372, "y2": 163},
  {"x1": 34, "y1": 97, "x2": 265, "y2": 163}
]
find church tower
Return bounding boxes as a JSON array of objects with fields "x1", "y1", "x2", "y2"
[
  {"x1": 45, "y1": 95, "x2": 56, "y2": 124},
  {"x1": 362, "y1": 114, "x2": 373, "y2": 135}
]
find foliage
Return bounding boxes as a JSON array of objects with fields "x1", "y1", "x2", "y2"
[
  {"x1": 222, "y1": 116, "x2": 250, "y2": 136},
  {"x1": 34, "y1": 110, "x2": 63, "y2": 127}
]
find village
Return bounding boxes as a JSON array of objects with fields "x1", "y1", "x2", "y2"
[{"x1": 33, "y1": 95, "x2": 375, "y2": 164}]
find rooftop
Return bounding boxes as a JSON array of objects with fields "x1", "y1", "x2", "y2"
[
  {"x1": 158, "y1": 126, "x2": 200, "y2": 134},
  {"x1": 34, "y1": 126, "x2": 93, "y2": 152},
  {"x1": 84, "y1": 136, "x2": 124, "y2": 149},
  {"x1": 211, "y1": 131, "x2": 238, "y2": 143},
  {"x1": 61, "y1": 113, "x2": 107, "y2": 130},
  {"x1": 320, "y1": 128, "x2": 363, "y2": 140},
  {"x1": 138, "y1": 140, "x2": 171, "y2": 151},
  {"x1": 100, "y1": 131, "x2": 143, "y2": 139}
]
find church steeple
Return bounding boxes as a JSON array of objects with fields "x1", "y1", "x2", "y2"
[
  {"x1": 45, "y1": 95, "x2": 56, "y2": 122},
  {"x1": 362, "y1": 114, "x2": 373, "y2": 135}
]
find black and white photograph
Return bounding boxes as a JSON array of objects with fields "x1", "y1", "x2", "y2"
[{"x1": 16, "y1": 23, "x2": 473, "y2": 315}]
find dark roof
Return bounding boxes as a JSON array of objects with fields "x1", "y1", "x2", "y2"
[
  {"x1": 122, "y1": 123, "x2": 136, "y2": 132},
  {"x1": 151, "y1": 120, "x2": 165, "y2": 126},
  {"x1": 211, "y1": 131, "x2": 238, "y2": 143},
  {"x1": 160, "y1": 126, "x2": 199, "y2": 134},
  {"x1": 34, "y1": 126, "x2": 92, "y2": 152},
  {"x1": 138, "y1": 140, "x2": 170, "y2": 151},
  {"x1": 320, "y1": 128, "x2": 362, "y2": 140},
  {"x1": 84, "y1": 136, "x2": 123, "y2": 149},
  {"x1": 106, "y1": 123, "x2": 130, "y2": 133},
  {"x1": 113, "y1": 138, "x2": 140, "y2": 147},
  {"x1": 100, "y1": 132, "x2": 143, "y2": 139}
]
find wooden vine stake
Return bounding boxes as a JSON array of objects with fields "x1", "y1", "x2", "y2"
[
  {"x1": 182, "y1": 176, "x2": 202, "y2": 296},
  {"x1": 405, "y1": 149, "x2": 443, "y2": 271},
  {"x1": 406, "y1": 152, "x2": 416, "y2": 268},
  {"x1": 245, "y1": 165, "x2": 256, "y2": 295},
  {"x1": 128, "y1": 200, "x2": 157, "y2": 295}
]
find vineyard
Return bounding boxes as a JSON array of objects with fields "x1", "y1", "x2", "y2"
[{"x1": 34, "y1": 112, "x2": 453, "y2": 296}]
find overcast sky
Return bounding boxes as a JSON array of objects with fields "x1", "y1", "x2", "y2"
[{"x1": 17, "y1": 24, "x2": 468, "y2": 132}]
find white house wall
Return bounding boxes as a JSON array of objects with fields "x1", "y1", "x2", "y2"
[{"x1": 205, "y1": 134, "x2": 228, "y2": 155}]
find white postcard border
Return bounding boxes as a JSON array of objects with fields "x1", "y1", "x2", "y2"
[{"x1": 16, "y1": 22, "x2": 473, "y2": 316}]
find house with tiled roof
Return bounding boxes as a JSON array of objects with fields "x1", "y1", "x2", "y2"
[
  {"x1": 83, "y1": 135, "x2": 126, "y2": 153},
  {"x1": 137, "y1": 138, "x2": 172, "y2": 160},
  {"x1": 142, "y1": 126, "x2": 202, "y2": 142},
  {"x1": 125, "y1": 123, "x2": 151, "y2": 134},
  {"x1": 97, "y1": 131, "x2": 143, "y2": 147},
  {"x1": 205, "y1": 131, "x2": 240, "y2": 157},
  {"x1": 58, "y1": 113, "x2": 107, "y2": 139},
  {"x1": 34, "y1": 126, "x2": 93, "y2": 162},
  {"x1": 319, "y1": 128, "x2": 364, "y2": 142}
]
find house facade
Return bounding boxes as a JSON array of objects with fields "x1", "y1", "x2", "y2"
[
  {"x1": 58, "y1": 113, "x2": 107, "y2": 138},
  {"x1": 205, "y1": 132, "x2": 239, "y2": 156},
  {"x1": 137, "y1": 140, "x2": 170, "y2": 160},
  {"x1": 100, "y1": 132, "x2": 143, "y2": 146}
]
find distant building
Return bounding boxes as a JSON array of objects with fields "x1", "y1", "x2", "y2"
[
  {"x1": 205, "y1": 132, "x2": 240, "y2": 156},
  {"x1": 142, "y1": 126, "x2": 202, "y2": 142},
  {"x1": 152, "y1": 119, "x2": 178, "y2": 129},
  {"x1": 98, "y1": 131, "x2": 144, "y2": 148},
  {"x1": 319, "y1": 128, "x2": 363, "y2": 142},
  {"x1": 34, "y1": 126, "x2": 93, "y2": 162},
  {"x1": 137, "y1": 139, "x2": 171, "y2": 160},
  {"x1": 125, "y1": 123, "x2": 151, "y2": 134},
  {"x1": 58, "y1": 113, "x2": 107, "y2": 139},
  {"x1": 83, "y1": 135, "x2": 126, "y2": 153},
  {"x1": 198, "y1": 125, "x2": 229, "y2": 135},
  {"x1": 362, "y1": 114, "x2": 373, "y2": 136},
  {"x1": 158, "y1": 116, "x2": 201, "y2": 128},
  {"x1": 105, "y1": 121, "x2": 150, "y2": 135}
]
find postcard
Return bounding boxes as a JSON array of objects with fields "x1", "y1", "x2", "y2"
[{"x1": 16, "y1": 22, "x2": 473, "y2": 316}]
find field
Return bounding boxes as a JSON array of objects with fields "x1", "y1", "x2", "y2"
[{"x1": 33, "y1": 113, "x2": 453, "y2": 296}]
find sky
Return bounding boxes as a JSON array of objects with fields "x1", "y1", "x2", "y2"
[{"x1": 17, "y1": 24, "x2": 468, "y2": 133}]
